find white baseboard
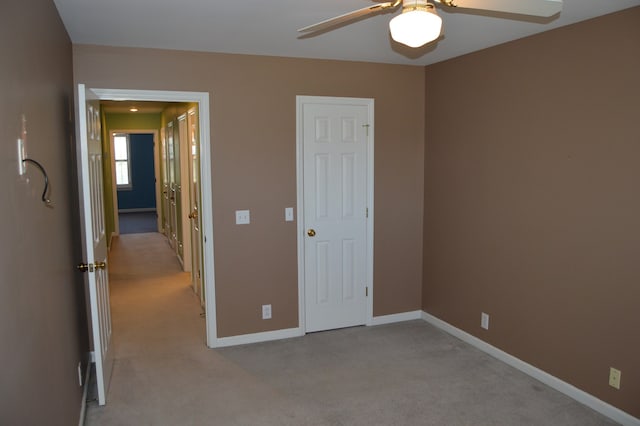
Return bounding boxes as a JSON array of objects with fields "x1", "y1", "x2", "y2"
[
  {"x1": 118, "y1": 208, "x2": 156, "y2": 213},
  {"x1": 212, "y1": 310, "x2": 423, "y2": 348},
  {"x1": 421, "y1": 311, "x2": 640, "y2": 426},
  {"x1": 212, "y1": 327, "x2": 304, "y2": 348},
  {"x1": 78, "y1": 356, "x2": 92, "y2": 426},
  {"x1": 369, "y1": 310, "x2": 422, "y2": 326}
]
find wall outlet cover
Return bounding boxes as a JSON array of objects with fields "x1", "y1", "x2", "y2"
[
  {"x1": 77, "y1": 362, "x2": 83, "y2": 386},
  {"x1": 262, "y1": 304, "x2": 272, "y2": 320},
  {"x1": 609, "y1": 367, "x2": 621, "y2": 389},
  {"x1": 481, "y1": 312, "x2": 490, "y2": 330}
]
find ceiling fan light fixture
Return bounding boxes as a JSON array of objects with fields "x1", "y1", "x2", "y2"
[{"x1": 389, "y1": 2, "x2": 442, "y2": 48}]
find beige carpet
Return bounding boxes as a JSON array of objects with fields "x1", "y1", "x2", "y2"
[{"x1": 85, "y1": 233, "x2": 615, "y2": 425}]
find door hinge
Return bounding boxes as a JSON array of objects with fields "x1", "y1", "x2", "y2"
[
  {"x1": 366, "y1": 207, "x2": 369, "y2": 218},
  {"x1": 362, "y1": 124, "x2": 370, "y2": 136},
  {"x1": 365, "y1": 286, "x2": 368, "y2": 297}
]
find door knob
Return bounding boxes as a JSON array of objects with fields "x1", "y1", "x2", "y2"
[
  {"x1": 94, "y1": 261, "x2": 107, "y2": 270},
  {"x1": 77, "y1": 263, "x2": 89, "y2": 273},
  {"x1": 307, "y1": 229, "x2": 316, "y2": 237},
  {"x1": 188, "y1": 210, "x2": 198, "y2": 219}
]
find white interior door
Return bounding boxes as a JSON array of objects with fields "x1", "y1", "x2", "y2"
[
  {"x1": 300, "y1": 97, "x2": 372, "y2": 333},
  {"x1": 76, "y1": 84, "x2": 114, "y2": 405},
  {"x1": 187, "y1": 108, "x2": 204, "y2": 306}
]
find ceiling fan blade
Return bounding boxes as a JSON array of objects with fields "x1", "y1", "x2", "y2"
[
  {"x1": 438, "y1": 0, "x2": 562, "y2": 17},
  {"x1": 298, "y1": 1, "x2": 400, "y2": 33}
]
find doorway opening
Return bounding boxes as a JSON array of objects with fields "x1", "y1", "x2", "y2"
[
  {"x1": 110, "y1": 131, "x2": 160, "y2": 235},
  {"x1": 93, "y1": 88, "x2": 217, "y2": 348}
]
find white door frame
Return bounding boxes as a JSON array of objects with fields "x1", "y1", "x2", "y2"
[
  {"x1": 177, "y1": 113, "x2": 192, "y2": 271},
  {"x1": 295, "y1": 95, "x2": 375, "y2": 333},
  {"x1": 92, "y1": 88, "x2": 218, "y2": 348},
  {"x1": 108, "y1": 129, "x2": 161, "y2": 237}
]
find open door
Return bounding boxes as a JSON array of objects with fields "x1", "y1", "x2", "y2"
[{"x1": 76, "y1": 84, "x2": 114, "y2": 405}]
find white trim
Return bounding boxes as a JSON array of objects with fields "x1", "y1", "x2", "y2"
[
  {"x1": 421, "y1": 312, "x2": 640, "y2": 426},
  {"x1": 91, "y1": 89, "x2": 217, "y2": 349},
  {"x1": 295, "y1": 96, "x2": 375, "y2": 334},
  {"x1": 209, "y1": 310, "x2": 419, "y2": 348},
  {"x1": 213, "y1": 327, "x2": 304, "y2": 348},
  {"x1": 295, "y1": 99, "x2": 306, "y2": 333},
  {"x1": 118, "y1": 208, "x2": 157, "y2": 213},
  {"x1": 369, "y1": 310, "x2": 422, "y2": 326},
  {"x1": 365, "y1": 100, "x2": 375, "y2": 327},
  {"x1": 177, "y1": 113, "x2": 192, "y2": 272},
  {"x1": 78, "y1": 359, "x2": 91, "y2": 426}
]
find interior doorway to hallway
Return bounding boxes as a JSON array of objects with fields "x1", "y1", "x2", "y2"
[{"x1": 92, "y1": 88, "x2": 217, "y2": 348}]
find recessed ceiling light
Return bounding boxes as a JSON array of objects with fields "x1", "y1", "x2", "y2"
[{"x1": 129, "y1": 107, "x2": 139, "y2": 112}]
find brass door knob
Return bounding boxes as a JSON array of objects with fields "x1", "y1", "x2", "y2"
[
  {"x1": 188, "y1": 210, "x2": 198, "y2": 219},
  {"x1": 77, "y1": 263, "x2": 89, "y2": 273},
  {"x1": 307, "y1": 229, "x2": 316, "y2": 237},
  {"x1": 95, "y1": 261, "x2": 107, "y2": 270}
]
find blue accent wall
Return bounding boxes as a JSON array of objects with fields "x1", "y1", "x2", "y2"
[{"x1": 117, "y1": 133, "x2": 156, "y2": 210}]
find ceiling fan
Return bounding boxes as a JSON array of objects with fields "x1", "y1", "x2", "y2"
[{"x1": 298, "y1": 0, "x2": 563, "y2": 48}]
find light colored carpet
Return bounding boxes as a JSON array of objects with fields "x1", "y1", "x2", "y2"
[{"x1": 85, "y1": 233, "x2": 615, "y2": 426}]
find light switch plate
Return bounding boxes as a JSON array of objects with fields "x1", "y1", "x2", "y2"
[
  {"x1": 235, "y1": 210, "x2": 250, "y2": 225},
  {"x1": 285, "y1": 207, "x2": 294, "y2": 222}
]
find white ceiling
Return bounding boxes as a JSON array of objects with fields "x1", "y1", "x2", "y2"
[{"x1": 54, "y1": 0, "x2": 640, "y2": 66}]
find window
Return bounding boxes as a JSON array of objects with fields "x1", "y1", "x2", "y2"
[{"x1": 113, "y1": 133, "x2": 131, "y2": 189}]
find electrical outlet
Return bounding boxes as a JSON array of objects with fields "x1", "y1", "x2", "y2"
[
  {"x1": 262, "y1": 304, "x2": 272, "y2": 320},
  {"x1": 77, "y1": 362, "x2": 83, "y2": 386},
  {"x1": 609, "y1": 367, "x2": 621, "y2": 390},
  {"x1": 481, "y1": 312, "x2": 490, "y2": 330}
]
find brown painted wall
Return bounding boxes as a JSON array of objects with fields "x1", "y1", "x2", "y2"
[
  {"x1": 73, "y1": 47, "x2": 425, "y2": 337},
  {"x1": 423, "y1": 7, "x2": 640, "y2": 417},
  {"x1": 0, "y1": 1, "x2": 87, "y2": 424}
]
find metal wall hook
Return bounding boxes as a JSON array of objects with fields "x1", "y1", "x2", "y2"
[{"x1": 22, "y1": 158, "x2": 52, "y2": 206}]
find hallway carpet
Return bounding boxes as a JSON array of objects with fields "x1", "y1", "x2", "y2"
[{"x1": 85, "y1": 233, "x2": 615, "y2": 426}]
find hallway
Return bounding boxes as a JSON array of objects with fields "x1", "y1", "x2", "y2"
[{"x1": 86, "y1": 232, "x2": 207, "y2": 424}]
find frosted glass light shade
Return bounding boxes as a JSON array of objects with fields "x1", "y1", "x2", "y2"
[{"x1": 389, "y1": 9, "x2": 442, "y2": 48}]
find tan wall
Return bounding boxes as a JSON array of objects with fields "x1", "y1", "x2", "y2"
[
  {"x1": 0, "y1": 1, "x2": 87, "y2": 424},
  {"x1": 73, "y1": 47, "x2": 425, "y2": 337},
  {"x1": 423, "y1": 7, "x2": 640, "y2": 417}
]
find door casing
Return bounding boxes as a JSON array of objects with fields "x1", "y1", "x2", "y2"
[
  {"x1": 296, "y1": 95, "x2": 375, "y2": 333},
  {"x1": 92, "y1": 88, "x2": 218, "y2": 348}
]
